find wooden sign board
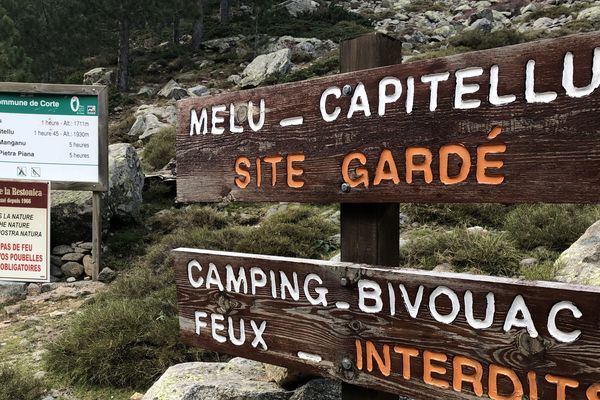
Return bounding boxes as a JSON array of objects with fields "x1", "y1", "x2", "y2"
[
  {"x1": 177, "y1": 31, "x2": 600, "y2": 204},
  {"x1": 173, "y1": 248, "x2": 600, "y2": 400}
]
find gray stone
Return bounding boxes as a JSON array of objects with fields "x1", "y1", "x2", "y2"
[
  {"x1": 278, "y1": 0, "x2": 319, "y2": 17},
  {"x1": 98, "y1": 267, "x2": 117, "y2": 283},
  {"x1": 577, "y1": 6, "x2": 600, "y2": 25},
  {"x1": 239, "y1": 49, "x2": 292, "y2": 88},
  {"x1": 50, "y1": 255, "x2": 63, "y2": 267},
  {"x1": 142, "y1": 358, "x2": 291, "y2": 400},
  {"x1": 555, "y1": 220, "x2": 600, "y2": 285},
  {"x1": 424, "y1": 10, "x2": 445, "y2": 23},
  {"x1": 3, "y1": 304, "x2": 21, "y2": 317},
  {"x1": 188, "y1": 85, "x2": 210, "y2": 97},
  {"x1": 466, "y1": 226, "x2": 488, "y2": 235},
  {"x1": 61, "y1": 253, "x2": 85, "y2": 263},
  {"x1": 264, "y1": 364, "x2": 315, "y2": 389},
  {"x1": 203, "y1": 35, "x2": 245, "y2": 53},
  {"x1": 137, "y1": 86, "x2": 158, "y2": 97},
  {"x1": 158, "y1": 80, "x2": 189, "y2": 100},
  {"x1": 61, "y1": 262, "x2": 84, "y2": 279},
  {"x1": 228, "y1": 75, "x2": 241, "y2": 85},
  {"x1": 532, "y1": 17, "x2": 554, "y2": 30},
  {"x1": 41, "y1": 283, "x2": 58, "y2": 293},
  {"x1": 290, "y1": 379, "x2": 341, "y2": 400},
  {"x1": 66, "y1": 277, "x2": 77, "y2": 283},
  {"x1": 83, "y1": 67, "x2": 114, "y2": 86},
  {"x1": 50, "y1": 265, "x2": 64, "y2": 278},
  {"x1": 27, "y1": 283, "x2": 42, "y2": 296},
  {"x1": 52, "y1": 245, "x2": 73, "y2": 256},
  {"x1": 79, "y1": 242, "x2": 93, "y2": 250},
  {"x1": 83, "y1": 255, "x2": 94, "y2": 277},
  {"x1": 264, "y1": 36, "x2": 336, "y2": 62},
  {"x1": 466, "y1": 18, "x2": 493, "y2": 33},
  {"x1": 51, "y1": 143, "x2": 143, "y2": 244},
  {"x1": 433, "y1": 263, "x2": 453, "y2": 273},
  {"x1": 0, "y1": 282, "x2": 27, "y2": 304}
]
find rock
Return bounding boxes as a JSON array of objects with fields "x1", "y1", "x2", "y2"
[
  {"x1": 466, "y1": 226, "x2": 488, "y2": 235},
  {"x1": 329, "y1": 253, "x2": 340, "y2": 262},
  {"x1": 577, "y1": 6, "x2": 600, "y2": 25},
  {"x1": 61, "y1": 262, "x2": 84, "y2": 279},
  {"x1": 106, "y1": 143, "x2": 144, "y2": 220},
  {"x1": 135, "y1": 104, "x2": 177, "y2": 125},
  {"x1": 27, "y1": 283, "x2": 42, "y2": 296},
  {"x1": 465, "y1": 17, "x2": 493, "y2": 33},
  {"x1": 52, "y1": 245, "x2": 73, "y2": 256},
  {"x1": 79, "y1": 242, "x2": 93, "y2": 251},
  {"x1": 239, "y1": 49, "x2": 292, "y2": 88},
  {"x1": 130, "y1": 393, "x2": 144, "y2": 400},
  {"x1": 3, "y1": 304, "x2": 21, "y2": 317},
  {"x1": 142, "y1": 358, "x2": 291, "y2": 400},
  {"x1": 188, "y1": 85, "x2": 210, "y2": 97},
  {"x1": 98, "y1": 267, "x2": 117, "y2": 283},
  {"x1": 555, "y1": 220, "x2": 600, "y2": 285},
  {"x1": 264, "y1": 36, "x2": 337, "y2": 61},
  {"x1": 228, "y1": 74, "x2": 241, "y2": 85},
  {"x1": 66, "y1": 277, "x2": 77, "y2": 283},
  {"x1": 264, "y1": 364, "x2": 315, "y2": 389},
  {"x1": 532, "y1": 17, "x2": 554, "y2": 30},
  {"x1": 137, "y1": 86, "x2": 158, "y2": 97},
  {"x1": 51, "y1": 143, "x2": 143, "y2": 244},
  {"x1": 157, "y1": 79, "x2": 189, "y2": 100},
  {"x1": 278, "y1": 0, "x2": 319, "y2": 17},
  {"x1": 83, "y1": 67, "x2": 115, "y2": 86},
  {"x1": 433, "y1": 263, "x2": 453, "y2": 273},
  {"x1": 83, "y1": 255, "x2": 94, "y2": 276},
  {"x1": 50, "y1": 255, "x2": 63, "y2": 267},
  {"x1": 203, "y1": 35, "x2": 245, "y2": 53},
  {"x1": 41, "y1": 283, "x2": 58, "y2": 293},
  {"x1": 290, "y1": 379, "x2": 341, "y2": 400},
  {"x1": 61, "y1": 253, "x2": 85, "y2": 263},
  {"x1": 50, "y1": 265, "x2": 64, "y2": 278},
  {"x1": 0, "y1": 282, "x2": 27, "y2": 304},
  {"x1": 424, "y1": 10, "x2": 446, "y2": 23},
  {"x1": 130, "y1": 104, "x2": 176, "y2": 139}
]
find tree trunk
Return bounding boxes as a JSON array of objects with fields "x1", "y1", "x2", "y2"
[
  {"x1": 172, "y1": 13, "x2": 180, "y2": 45},
  {"x1": 220, "y1": 0, "x2": 230, "y2": 24},
  {"x1": 192, "y1": 0, "x2": 204, "y2": 51},
  {"x1": 117, "y1": 16, "x2": 129, "y2": 92}
]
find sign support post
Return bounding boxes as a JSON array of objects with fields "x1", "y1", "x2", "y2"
[
  {"x1": 92, "y1": 191, "x2": 101, "y2": 281},
  {"x1": 339, "y1": 32, "x2": 402, "y2": 400}
]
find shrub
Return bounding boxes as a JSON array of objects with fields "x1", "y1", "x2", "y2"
[
  {"x1": 143, "y1": 126, "x2": 176, "y2": 172},
  {"x1": 450, "y1": 28, "x2": 525, "y2": 50},
  {"x1": 0, "y1": 363, "x2": 47, "y2": 400},
  {"x1": 504, "y1": 204, "x2": 600, "y2": 251},
  {"x1": 401, "y1": 228, "x2": 522, "y2": 276},
  {"x1": 400, "y1": 203, "x2": 511, "y2": 228},
  {"x1": 44, "y1": 267, "x2": 214, "y2": 390}
]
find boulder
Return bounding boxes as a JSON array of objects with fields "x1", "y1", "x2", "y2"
[
  {"x1": 239, "y1": 49, "x2": 292, "y2": 88},
  {"x1": 98, "y1": 267, "x2": 117, "y2": 283},
  {"x1": 52, "y1": 245, "x2": 73, "y2": 256},
  {"x1": 51, "y1": 143, "x2": 143, "y2": 244},
  {"x1": 158, "y1": 80, "x2": 189, "y2": 100},
  {"x1": 83, "y1": 67, "x2": 115, "y2": 86},
  {"x1": 137, "y1": 86, "x2": 158, "y2": 97},
  {"x1": 577, "y1": 6, "x2": 600, "y2": 25},
  {"x1": 555, "y1": 220, "x2": 600, "y2": 285},
  {"x1": 83, "y1": 255, "x2": 94, "y2": 277},
  {"x1": 188, "y1": 85, "x2": 210, "y2": 97},
  {"x1": 128, "y1": 114, "x2": 171, "y2": 140},
  {"x1": 142, "y1": 358, "x2": 291, "y2": 400},
  {"x1": 61, "y1": 253, "x2": 85, "y2": 263},
  {"x1": 290, "y1": 379, "x2": 341, "y2": 400},
  {"x1": 278, "y1": 0, "x2": 319, "y2": 17},
  {"x1": 0, "y1": 282, "x2": 27, "y2": 305},
  {"x1": 203, "y1": 35, "x2": 245, "y2": 53},
  {"x1": 61, "y1": 262, "x2": 84, "y2": 279},
  {"x1": 264, "y1": 364, "x2": 315, "y2": 388}
]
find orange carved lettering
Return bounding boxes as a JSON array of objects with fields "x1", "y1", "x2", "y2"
[
  {"x1": 587, "y1": 383, "x2": 600, "y2": 400},
  {"x1": 476, "y1": 144, "x2": 506, "y2": 185},
  {"x1": 528, "y1": 371, "x2": 538, "y2": 400},
  {"x1": 366, "y1": 340, "x2": 391, "y2": 377},
  {"x1": 423, "y1": 350, "x2": 449, "y2": 389},
  {"x1": 453, "y1": 355, "x2": 483, "y2": 396},
  {"x1": 406, "y1": 147, "x2": 433, "y2": 184},
  {"x1": 256, "y1": 157, "x2": 262, "y2": 188},
  {"x1": 287, "y1": 154, "x2": 305, "y2": 188},
  {"x1": 342, "y1": 152, "x2": 369, "y2": 188},
  {"x1": 545, "y1": 374, "x2": 579, "y2": 400},
  {"x1": 374, "y1": 149, "x2": 400, "y2": 185},
  {"x1": 355, "y1": 339, "x2": 363, "y2": 371},
  {"x1": 488, "y1": 364, "x2": 523, "y2": 400},
  {"x1": 235, "y1": 156, "x2": 251, "y2": 189},
  {"x1": 440, "y1": 144, "x2": 471, "y2": 185},
  {"x1": 393, "y1": 346, "x2": 419, "y2": 380},
  {"x1": 263, "y1": 155, "x2": 283, "y2": 186}
]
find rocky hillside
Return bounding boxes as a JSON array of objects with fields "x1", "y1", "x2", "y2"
[{"x1": 3, "y1": 0, "x2": 600, "y2": 399}]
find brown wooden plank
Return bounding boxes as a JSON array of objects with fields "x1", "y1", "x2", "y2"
[
  {"x1": 340, "y1": 32, "x2": 402, "y2": 400},
  {"x1": 173, "y1": 248, "x2": 600, "y2": 400},
  {"x1": 177, "y1": 31, "x2": 600, "y2": 204}
]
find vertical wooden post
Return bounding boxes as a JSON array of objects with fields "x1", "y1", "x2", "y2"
[
  {"x1": 92, "y1": 191, "x2": 102, "y2": 281},
  {"x1": 340, "y1": 33, "x2": 402, "y2": 400}
]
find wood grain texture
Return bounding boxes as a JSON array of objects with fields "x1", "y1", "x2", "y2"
[
  {"x1": 173, "y1": 248, "x2": 600, "y2": 399},
  {"x1": 177, "y1": 31, "x2": 600, "y2": 204}
]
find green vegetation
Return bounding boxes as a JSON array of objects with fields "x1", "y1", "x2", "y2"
[
  {"x1": 522, "y1": 5, "x2": 572, "y2": 22},
  {"x1": 142, "y1": 126, "x2": 176, "y2": 172},
  {"x1": 400, "y1": 204, "x2": 511, "y2": 229},
  {"x1": 404, "y1": 0, "x2": 445, "y2": 13},
  {"x1": 504, "y1": 204, "x2": 600, "y2": 251},
  {"x1": 0, "y1": 363, "x2": 47, "y2": 400},
  {"x1": 45, "y1": 204, "x2": 337, "y2": 390},
  {"x1": 450, "y1": 28, "x2": 525, "y2": 50}
]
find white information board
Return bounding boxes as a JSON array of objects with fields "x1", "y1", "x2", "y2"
[
  {"x1": 0, "y1": 180, "x2": 50, "y2": 282},
  {"x1": 0, "y1": 90, "x2": 104, "y2": 188}
]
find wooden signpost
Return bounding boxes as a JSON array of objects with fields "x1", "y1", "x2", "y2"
[
  {"x1": 173, "y1": 248, "x2": 600, "y2": 400},
  {"x1": 178, "y1": 31, "x2": 600, "y2": 204},
  {"x1": 175, "y1": 31, "x2": 600, "y2": 399}
]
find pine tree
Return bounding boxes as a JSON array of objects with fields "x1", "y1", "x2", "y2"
[{"x1": 0, "y1": 9, "x2": 32, "y2": 81}]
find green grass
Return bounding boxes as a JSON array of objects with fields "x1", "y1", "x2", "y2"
[
  {"x1": 400, "y1": 203, "x2": 511, "y2": 228},
  {"x1": 522, "y1": 5, "x2": 572, "y2": 22},
  {"x1": 143, "y1": 126, "x2": 176, "y2": 172},
  {"x1": 504, "y1": 204, "x2": 600, "y2": 251},
  {"x1": 450, "y1": 28, "x2": 526, "y2": 50},
  {"x1": 0, "y1": 363, "x2": 47, "y2": 400}
]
